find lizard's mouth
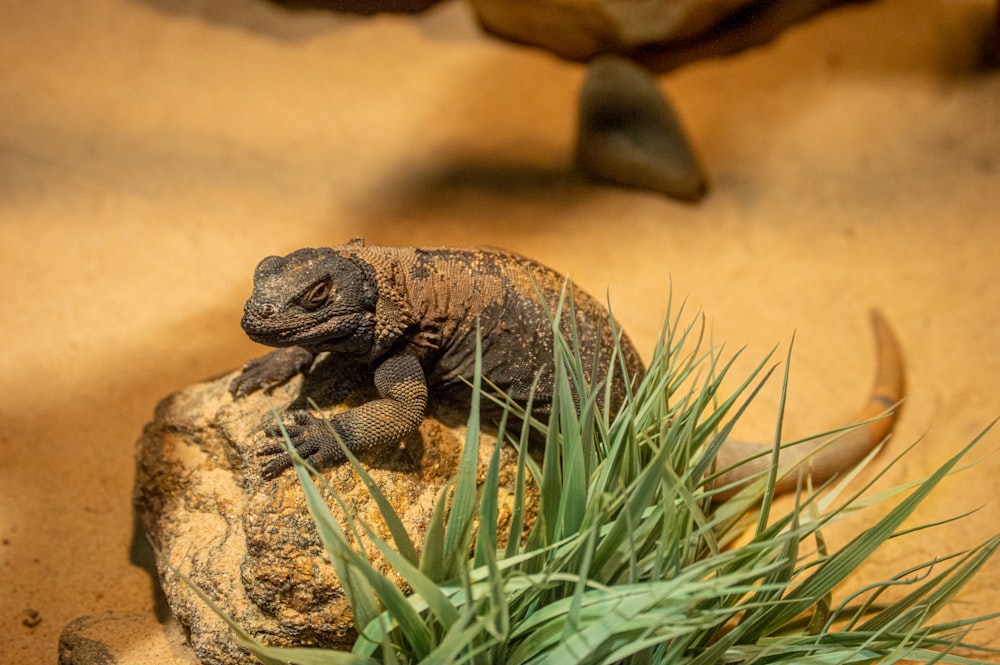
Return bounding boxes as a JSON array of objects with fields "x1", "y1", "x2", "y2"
[{"x1": 242, "y1": 311, "x2": 370, "y2": 350}]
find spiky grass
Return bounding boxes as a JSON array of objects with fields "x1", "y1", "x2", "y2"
[{"x1": 196, "y1": 299, "x2": 999, "y2": 664}]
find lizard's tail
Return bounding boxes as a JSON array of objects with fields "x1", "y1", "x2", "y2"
[{"x1": 711, "y1": 309, "x2": 906, "y2": 503}]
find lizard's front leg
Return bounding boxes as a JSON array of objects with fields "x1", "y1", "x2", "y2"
[
  {"x1": 258, "y1": 353, "x2": 428, "y2": 478},
  {"x1": 229, "y1": 346, "x2": 316, "y2": 398}
]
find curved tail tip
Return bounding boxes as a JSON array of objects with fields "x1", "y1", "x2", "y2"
[{"x1": 867, "y1": 308, "x2": 906, "y2": 403}]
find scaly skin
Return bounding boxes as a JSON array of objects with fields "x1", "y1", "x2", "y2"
[
  {"x1": 230, "y1": 239, "x2": 644, "y2": 478},
  {"x1": 710, "y1": 310, "x2": 904, "y2": 501},
  {"x1": 230, "y1": 239, "x2": 904, "y2": 497}
]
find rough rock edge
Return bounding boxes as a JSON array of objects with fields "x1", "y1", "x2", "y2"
[
  {"x1": 468, "y1": 0, "x2": 864, "y2": 71},
  {"x1": 131, "y1": 360, "x2": 529, "y2": 665},
  {"x1": 58, "y1": 612, "x2": 199, "y2": 665}
]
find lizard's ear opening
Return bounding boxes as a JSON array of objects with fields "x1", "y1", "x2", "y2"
[
  {"x1": 344, "y1": 254, "x2": 379, "y2": 308},
  {"x1": 362, "y1": 278, "x2": 377, "y2": 306}
]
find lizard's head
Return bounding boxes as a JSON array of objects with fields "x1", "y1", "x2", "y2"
[{"x1": 240, "y1": 248, "x2": 379, "y2": 353}]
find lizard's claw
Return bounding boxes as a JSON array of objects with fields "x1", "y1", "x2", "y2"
[
  {"x1": 230, "y1": 354, "x2": 290, "y2": 399},
  {"x1": 229, "y1": 347, "x2": 316, "y2": 399},
  {"x1": 258, "y1": 411, "x2": 340, "y2": 479}
]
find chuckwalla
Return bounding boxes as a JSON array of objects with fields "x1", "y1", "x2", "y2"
[{"x1": 230, "y1": 239, "x2": 904, "y2": 498}]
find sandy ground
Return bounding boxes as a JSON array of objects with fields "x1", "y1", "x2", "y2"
[{"x1": 2, "y1": 0, "x2": 998, "y2": 662}]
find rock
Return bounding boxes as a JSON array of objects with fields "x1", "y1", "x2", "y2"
[
  {"x1": 59, "y1": 615, "x2": 115, "y2": 665},
  {"x1": 271, "y1": 0, "x2": 443, "y2": 14},
  {"x1": 268, "y1": 0, "x2": 865, "y2": 202},
  {"x1": 133, "y1": 356, "x2": 528, "y2": 665},
  {"x1": 468, "y1": 0, "x2": 864, "y2": 201},
  {"x1": 468, "y1": 0, "x2": 860, "y2": 71},
  {"x1": 576, "y1": 54, "x2": 707, "y2": 201},
  {"x1": 59, "y1": 612, "x2": 198, "y2": 665},
  {"x1": 469, "y1": 0, "x2": 754, "y2": 62}
]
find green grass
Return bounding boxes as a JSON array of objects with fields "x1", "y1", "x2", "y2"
[{"x1": 190, "y1": 298, "x2": 999, "y2": 664}]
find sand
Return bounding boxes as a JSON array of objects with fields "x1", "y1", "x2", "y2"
[{"x1": 2, "y1": 0, "x2": 998, "y2": 661}]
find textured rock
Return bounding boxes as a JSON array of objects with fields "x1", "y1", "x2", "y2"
[
  {"x1": 272, "y1": 0, "x2": 443, "y2": 14},
  {"x1": 58, "y1": 612, "x2": 198, "y2": 665},
  {"x1": 134, "y1": 357, "x2": 528, "y2": 664},
  {"x1": 467, "y1": 0, "x2": 867, "y2": 200},
  {"x1": 469, "y1": 0, "x2": 860, "y2": 71},
  {"x1": 576, "y1": 54, "x2": 707, "y2": 201},
  {"x1": 59, "y1": 615, "x2": 116, "y2": 665}
]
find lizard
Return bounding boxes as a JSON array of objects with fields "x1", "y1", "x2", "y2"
[{"x1": 229, "y1": 239, "x2": 905, "y2": 499}]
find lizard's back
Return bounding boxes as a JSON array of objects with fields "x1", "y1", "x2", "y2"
[{"x1": 347, "y1": 244, "x2": 646, "y2": 413}]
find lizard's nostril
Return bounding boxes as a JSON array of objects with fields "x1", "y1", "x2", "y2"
[{"x1": 258, "y1": 303, "x2": 278, "y2": 319}]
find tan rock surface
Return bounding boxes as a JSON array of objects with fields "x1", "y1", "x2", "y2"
[
  {"x1": 58, "y1": 613, "x2": 198, "y2": 665},
  {"x1": 2, "y1": 0, "x2": 998, "y2": 662},
  {"x1": 469, "y1": 0, "x2": 760, "y2": 61},
  {"x1": 469, "y1": 0, "x2": 863, "y2": 70},
  {"x1": 132, "y1": 361, "x2": 523, "y2": 664}
]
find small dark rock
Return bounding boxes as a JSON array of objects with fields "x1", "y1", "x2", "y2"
[
  {"x1": 576, "y1": 55, "x2": 707, "y2": 201},
  {"x1": 59, "y1": 612, "x2": 198, "y2": 665},
  {"x1": 58, "y1": 615, "x2": 118, "y2": 665},
  {"x1": 23, "y1": 608, "x2": 42, "y2": 628}
]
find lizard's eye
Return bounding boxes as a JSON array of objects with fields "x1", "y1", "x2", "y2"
[{"x1": 300, "y1": 281, "x2": 330, "y2": 310}]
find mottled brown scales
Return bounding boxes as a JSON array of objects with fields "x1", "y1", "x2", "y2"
[
  {"x1": 230, "y1": 239, "x2": 642, "y2": 478},
  {"x1": 231, "y1": 239, "x2": 905, "y2": 498}
]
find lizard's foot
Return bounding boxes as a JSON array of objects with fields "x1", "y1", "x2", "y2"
[
  {"x1": 257, "y1": 410, "x2": 342, "y2": 479},
  {"x1": 229, "y1": 347, "x2": 316, "y2": 399}
]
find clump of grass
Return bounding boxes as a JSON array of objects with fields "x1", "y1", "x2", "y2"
[{"x1": 191, "y1": 298, "x2": 999, "y2": 664}]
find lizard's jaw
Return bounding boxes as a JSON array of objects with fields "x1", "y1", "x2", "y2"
[{"x1": 242, "y1": 311, "x2": 371, "y2": 350}]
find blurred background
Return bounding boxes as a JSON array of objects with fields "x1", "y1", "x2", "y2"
[{"x1": 1, "y1": 0, "x2": 998, "y2": 661}]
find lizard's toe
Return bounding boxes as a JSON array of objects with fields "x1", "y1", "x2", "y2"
[
  {"x1": 228, "y1": 376, "x2": 249, "y2": 399},
  {"x1": 256, "y1": 441, "x2": 285, "y2": 457},
  {"x1": 229, "y1": 361, "x2": 272, "y2": 399},
  {"x1": 257, "y1": 424, "x2": 321, "y2": 469},
  {"x1": 305, "y1": 445, "x2": 341, "y2": 470},
  {"x1": 257, "y1": 410, "x2": 341, "y2": 479},
  {"x1": 264, "y1": 419, "x2": 305, "y2": 441},
  {"x1": 291, "y1": 410, "x2": 319, "y2": 426},
  {"x1": 261, "y1": 455, "x2": 292, "y2": 479}
]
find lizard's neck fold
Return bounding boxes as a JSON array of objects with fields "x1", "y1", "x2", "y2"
[{"x1": 346, "y1": 247, "x2": 417, "y2": 361}]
